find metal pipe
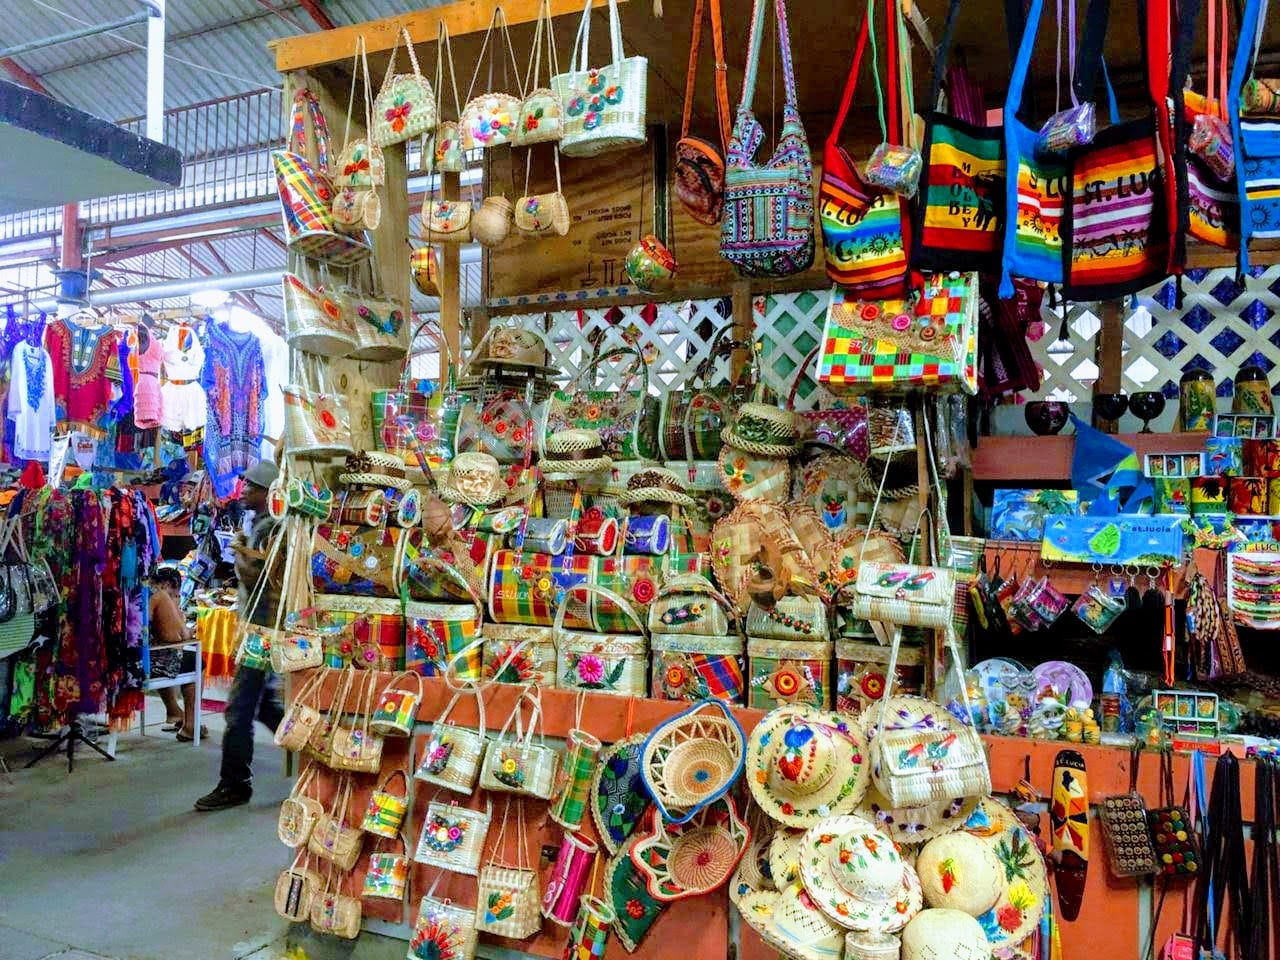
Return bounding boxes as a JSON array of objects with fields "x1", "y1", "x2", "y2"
[
  {"x1": 0, "y1": 11, "x2": 150, "y2": 61},
  {"x1": 145, "y1": 0, "x2": 165, "y2": 143},
  {"x1": 30, "y1": 267, "x2": 284, "y2": 313}
]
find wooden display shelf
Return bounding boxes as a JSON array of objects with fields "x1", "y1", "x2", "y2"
[
  {"x1": 157, "y1": 521, "x2": 192, "y2": 539},
  {"x1": 982, "y1": 542, "x2": 1219, "y2": 594},
  {"x1": 973, "y1": 432, "x2": 1210, "y2": 483}
]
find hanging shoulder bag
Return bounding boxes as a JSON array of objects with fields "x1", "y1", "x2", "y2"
[
  {"x1": 1231, "y1": 0, "x2": 1280, "y2": 273},
  {"x1": 461, "y1": 7, "x2": 524, "y2": 150},
  {"x1": 372, "y1": 27, "x2": 436, "y2": 147},
  {"x1": 1182, "y1": 0, "x2": 1241, "y2": 249},
  {"x1": 543, "y1": 344, "x2": 659, "y2": 461},
  {"x1": 515, "y1": 0, "x2": 565, "y2": 146},
  {"x1": 674, "y1": 0, "x2": 732, "y2": 225},
  {"x1": 719, "y1": 0, "x2": 814, "y2": 277},
  {"x1": 657, "y1": 325, "x2": 752, "y2": 462}
]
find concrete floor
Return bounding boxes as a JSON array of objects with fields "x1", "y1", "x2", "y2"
[{"x1": 0, "y1": 699, "x2": 292, "y2": 960}]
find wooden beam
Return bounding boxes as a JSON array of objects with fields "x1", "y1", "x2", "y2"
[
  {"x1": 296, "y1": 0, "x2": 337, "y2": 31},
  {"x1": 271, "y1": 0, "x2": 628, "y2": 73}
]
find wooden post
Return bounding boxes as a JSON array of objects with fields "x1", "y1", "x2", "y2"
[
  {"x1": 730, "y1": 279, "x2": 752, "y2": 385},
  {"x1": 1092, "y1": 298, "x2": 1125, "y2": 433},
  {"x1": 440, "y1": 170, "x2": 462, "y2": 365}
]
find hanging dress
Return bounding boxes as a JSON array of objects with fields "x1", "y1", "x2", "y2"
[
  {"x1": 201, "y1": 321, "x2": 266, "y2": 500},
  {"x1": 7, "y1": 340, "x2": 55, "y2": 461},
  {"x1": 160, "y1": 322, "x2": 208, "y2": 433},
  {"x1": 44, "y1": 317, "x2": 120, "y2": 435},
  {"x1": 132, "y1": 328, "x2": 165, "y2": 429}
]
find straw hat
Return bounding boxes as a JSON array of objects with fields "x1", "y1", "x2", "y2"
[
  {"x1": 471, "y1": 324, "x2": 560, "y2": 377},
  {"x1": 730, "y1": 822, "x2": 776, "y2": 905},
  {"x1": 590, "y1": 734, "x2": 651, "y2": 856},
  {"x1": 798, "y1": 816, "x2": 922, "y2": 933},
  {"x1": 769, "y1": 828, "x2": 806, "y2": 889},
  {"x1": 722, "y1": 403, "x2": 801, "y2": 457},
  {"x1": 954, "y1": 798, "x2": 1048, "y2": 959},
  {"x1": 337, "y1": 450, "x2": 413, "y2": 492},
  {"x1": 759, "y1": 883, "x2": 846, "y2": 960},
  {"x1": 616, "y1": 466, "x2": 697, "y2": 508},
  {"x1": 630, "y1": 797, "x2": 750, "y2": 901},
  {"x1": 899, "y1": 909, "x2": 990, "y2": 960},
  {"x1": 640, "y1": 700, "x2": 745, "y2": 821},
  {"x1": 735, "y1": 889, "x2": 778, "y2": 941},
  {"x1": 541, "y1": 428, "x2": 613, "y2": 476},
  {"x1": 915, "y1": 832, "x2": 1003, "y2": 917},
  {"x1": 845, "y1": 931, "x2": 902, "y2": 960},
  {"x1": 746, "y1": 706, "x2": 871, "y2": 828},
  {"x1": 855, "y1": 784, "x2": 979, "y2": 846},
  {"x1": 439, "y1": 452, "x2": 508, "y2": 506}
]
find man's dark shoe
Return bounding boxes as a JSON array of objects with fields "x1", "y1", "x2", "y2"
[{"x1": 194, "y1": 784, "x2": 251, "y2": 811}]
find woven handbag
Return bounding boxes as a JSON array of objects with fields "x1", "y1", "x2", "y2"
[
  {"x1": 483, "y1": 623, "x2": 558, "y2": 687},
  {"x1": 279, "y1": 762, "x2": 326, "y2": 848},
  {"x1": 362, "y1": 833, "x2": 411, "y2": 901},
  {"x1": 275, "y1": 668, "x2": 328, "y2": 753},
  {"x1": 515, "y1": 147, "x2": 571, "y2": 236},
  {"x1": 304, "y1": 666, "x2": 355, "y2": 767},
  {"x1": 745, "y1": 595, "x2": 829, "y2": 641},
  {"x1": 308, "y1": 776, "x2": 365, "y2": 871},
  {"x1": 411, "y1": 888, "x2": 478, "y2": 960},
  {"x1": 515, "y1": 0, "x2": 564, "y2": 146},
  {"x1": 330, "y1": 672, "x2": 385, "y2": 774},
  {"x1": 335, "y1": 38, "x2": 385, "y2": 189},
  {"x1": 423, "y1": 199, "x2": 473, "y2": 243},
  {"x1": 309, "y1": 867, "x2": 362, "y2": 939},
  {"x1": 555, "y1": 583, "x2": 649, "y2": 696},
  {"x1": 454, "y1": 390, "x2": 536, "y2": 463},
  {"x1": 283, "y1": 271, "x2": 356, "y2": 358},
  {"x1": 747, "y1": 637, "x2": 833, "y2": 710},
  {"x1": 275, "y1": 847, "x2": 323, "y2": 922},
  {"x1": 651, "y1": 632, "x2": 745, "y2": 703},
  {"x1": 372, "y1": 321, "x2": 454, "y2": 468},
  {"x1": 720, "y1": 0, "x2": 814, "y2": 277},
  {"x1": 551, "y1": 0, "x2": 647, "y2": 157},
  {"x1": 461, "y1": 7, "x2": 523, "y2": 150},
  {"x1": 487, "y1": 549, "x2": 595, "y2": 629},
  {"x1": 340, "y1": 262, "x2": 408, "y2": 362},
  {"x1": 372, "y1": 27, "x2": 436, "y2": 147},
  {"x1": 415, "y1": 796, "x2": 492, "y2": 876},
  {"x1": 283, "y1": 382, "x2": 355, "y2": 462},
  {"x1": 479, "y1": 688, "x2": 560, "y2": 799},
  {"x1": 544, "y1": 344, "x2": 658, "y2": 461},
  {"x1": 476, "y1": 799, "x2": 543, "y2": 938},
  {"x1": 658, "y1": 326, "x2": 754, "y2": 463},
  {"x1": 648, "y1": 573, "x2": 733, "y2": 637},
  {"x1": 674, "y1": 0, "x2": 732, "y2": 224},
  {"x1": 362, "y1": 768, "x2": 410, "y2": 839},
  {"x1": 370, "y1": 671, "x2": 424, "y2": 737},
  {"x1": 414, "y1": 686, "x2": 488, "y2": 794},
  {"x1": 271, "y1": 615, "x2": 326, "y2": 673}
]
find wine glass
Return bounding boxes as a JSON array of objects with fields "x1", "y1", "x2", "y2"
[
  {"x1": 1130, "y1": 391, "x2": 1167, "y2": 433},
  {"x1": 1024, "y1": 401, "x2": 1070, "y2": 436},
  {"x1": 1093, "y1": 393, "x2": 1129, "y2": 426}
]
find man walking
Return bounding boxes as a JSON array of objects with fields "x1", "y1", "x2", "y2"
[{"x1": 195, "y1": 460, "x2": 283, "y2": 811}]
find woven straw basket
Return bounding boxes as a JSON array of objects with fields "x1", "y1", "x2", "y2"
[
  {"x1": 640, "y1": 698, "x2": 745, "y2": 822},
  {"x1": 414, "y1": 688, "x2": 488, "y2": 794}
]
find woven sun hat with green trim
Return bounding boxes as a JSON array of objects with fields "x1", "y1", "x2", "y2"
[
  {"x1": 338, "y1": 450, "x2": 414, "y2": 492},
  {"x1": 746, "y1": 705, "x2": 871, "y2": 828},
  {"x1": 616, "y1": 465, "x2": 697, "y2": 507},
  {"x1": 721, "y1": 402, "x2": 801, "y2": 457},
  {"x1": 541, "y1": 428, "x2": 614, "y2": 476},
  {"x1": 439, "y1": 451, "x2": 507, "y2": 505},
  {"x1": 798, "y1": 815, "x2": 923, "y2": 934}
]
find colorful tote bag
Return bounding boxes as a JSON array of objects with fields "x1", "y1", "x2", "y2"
[
  {"x1": 551, "y1": 0, "x2": 647, "y2": 157},
  {"x1": 658, "y1": 327, "x2": 750, "y2": 462},
  {"x1": 1061, "y1": 0, "x2": 1171, "y2": 300},
  {"x1": 312, "y1": 524, "x2": 404, "y2": 598},
  {"x1": 283, "y1": 385, "x2": 355, "y2": 461},
  {"x1": 1232, "y1": 0, "x2": 1280, "y2": 272},
  {"x1": 372, "y1": 27, "x2": 436, "y2": 147},
  {"x1": 453, "y1": 390, "x2": 536, "y2": 464},
  {"x1": 719, "y1": 0, "x2": 815, "y2": 278},
  {"x1": 999, "y1": 0, "x2": 1068, "y2": 297},
  {"x1": 818, "y1": 272, "x2": 979, "y2": 393},
  {"x1": 487, "y1": 550, "x2": 595, "y2": 630},
  {"x1": 400, "y1": 528, "x2": 495, "y2": 603},
  {"x1": 1182, "y1": 0, "x2": 1240, "y2": 249},
  {"x1": 911, "y1": 0, "x2": 1007, "y2": 272},
  {"x1": 543, "y1": 345, "x2": 659, "y2": 461},
  {"x1": 819, "y1": 0, "x2": 911, "y2": 295}
]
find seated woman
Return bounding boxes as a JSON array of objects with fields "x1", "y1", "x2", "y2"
[{"x1": 148, "y1": 566, "x2": 204, "y2": 741}]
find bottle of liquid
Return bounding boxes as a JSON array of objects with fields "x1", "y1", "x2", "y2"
[{"x1": 1100, "y1": 651, "x2": 1129, "y2": 734}]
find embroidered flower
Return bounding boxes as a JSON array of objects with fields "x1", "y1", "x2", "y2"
[
  {"x1": 997, "y1": 903, "x2": 1023, "y2": 931},
  {"x1": 567, "y1": 95, "x2": 587, "y2": 116},
  {"x1": 604, "y1": 84, "x2": 623, "y2": 105},
  {"x1": 626, "y1": 899, "x2": 646, "y2": 919},
  {"x1": 587, "y1": 70, "x2": 605, "y2": 93},
  {"x1": 863, "y1": 836, "x2": 879, "y2": 854},
  {"x1": 525, "y1": 197, "x2": 542, "y2": 215},
  {"x1": 386, "y1": 96, "x2": 412, "y2": 133},
  {"x1": 860, "y1": 672, "x2": 885, "y2": 700},
  {"x1": 576, "y1": 654, "x2": 605, "y2": 685},
  {"x1": 584, "y1": 111, "x2": 601, "y2": 131}
]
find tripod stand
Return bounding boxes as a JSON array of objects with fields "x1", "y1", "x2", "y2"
[{"x1": 25, "y1": 710, "x2": 116, "y2": 772}]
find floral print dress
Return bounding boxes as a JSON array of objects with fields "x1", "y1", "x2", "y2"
[{"x1": 200, "y1": 321, "x2": 266, "y2": 500}]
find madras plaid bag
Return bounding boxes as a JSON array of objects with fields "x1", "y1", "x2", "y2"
[
  {"x1": 651, "y1": 633, "x2": 745, "y2": 703},
  {"x1": 719, "y1": 0, "x2": 815, "y2": 278},
  {"x1": 487, "y1": 550, "x2": 594, "y2": 629}
]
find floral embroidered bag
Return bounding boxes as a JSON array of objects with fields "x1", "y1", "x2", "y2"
[
  {"x1": 555, "y1": 583, "x2": 649, "y2": 697},
  {"x1": 414, "y1": 687, "x2": 488, "y2": 794},
  {"x1": 372, "y1": 27, "x2": 436, "y2": 147},
  {"x1": 430, "y1": 22, "x2": 467, "y2": 174},
  {"x1": 415, "y1": 795, "x2": 492, "y2": 876},
  {"x1": 515, "y1": 0, "x2": 565, "y2": 146},
  {"x1": 461, "y1": 7, "x2": 523, "y2": 151},
  {"x1": 551, "y1": 0, "x2": 647, "y2": 157},
  {"x1": 543, "y1": 344, "x2": 659, "y2": 461},
  {"x1": 479, "y1": 687, "x2": 560, "y2": 798},
  {"x1": 720, "y1": 0, "x2": 814, "y2": 278},
  {"x1": 476, "y1": 799, "x2": 543, "y2": 938},
  {"x1": 514, "y1": 146, "x2": 571, "y2": 236}
]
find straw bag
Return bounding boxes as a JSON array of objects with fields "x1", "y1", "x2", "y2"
[
  {"x1": 283, "y1": 271, "x2": 356, "y2": 358},
  {"x1": 279, "y1": 762, "x2": 326, "y2": 847},
  {"x1": 428, "y1": 22, "x2": 466, "y2": 174},
  {"x1": 480, "y1": 688, "x2": 560, "y2": 799},
  {"x1": 330, "y1": 672, "x2": 385, "y2": 774},
  {"x1": 415, "y1": 686, "x2": 488, "y2": 794},
  {"x1": 423, "y1": 198, "x2": 473, "y2": 243},
  {"x1": 283, "y1": 362, "x2": 355, "y2": 462},
  {"x1": 310, "y1": 867, "x2": 362, "y2": 939},
  {"x1": 275, "y1": 668, "x2": 328, "y2": 752},
  {"x1": 372, "y1": 27, "x2": 435, "y2": 147},
  {"x1": 411, "y1": 246, "x2": 440, "y2": 296},
  {"x1": 472, "y1": 195, "x2": 514, "y2": 248},
  {"x1": 271, "y1": 614, "x2": 326, "y2": 673},
  {"x1": 362, "y1": 833, "x2": 411, "y2": 900},
  {"x1": 340, "y1": 261, "x2": 408, "y2": 362},
  {"x1": 335, "y1": 39, "x2": 385, "y2": 189},
  {"x1": 551, "y1": 0, "x2": 647, "y2": 156},
  {"x1": 482, "y1": 623, "x2": 558, "y2": 687},
  {"x1": 372, "y1": 320, "x2": 454, "y2": 469},
  {"x1": 362, "y1": 769, "x2": 410, "y2": 838},
  {"x1": 745, "y1": 595, "x2": 829, "y2": 641},
  {"x1": 658, "y1": 326, "x2": 754, "y2": 463},
  {"x1": 515, "y1": 0, "x2": 564, "y2": 146},
  {"x1": 276, "y1": 847, "x2": 323, "y2": 922},
  {"x1": 476, "y1": 799, "x2": 543, "y2": 938},
  {"x1": 747, "y1": 637, "x2": 833, "y2": 710},
  {"x1": 415, "y1": 796, "x2": 492, "y2": 876},
  {"x1": 309, "y1": 776, "x2": 365, "y2": 871},
  {"x1": 868, "y1": 629, "x2": 989, "y2": 808},
  {"x1": 544, "y1": 344, "x2": 659, "y2": 461},
  {"x1": 648, "y1": 573, "x2": 733, "y2": 637},
  {"x1": 674, "y1": 0, "x2": 732, "y2": 224},
  {"x1": 515, "y1": 147, "x2": 571, "y2": 236},
  {"x1": 461, "y1": 7, "x2": 523, "y2": 150},
  {"x1": 411, "y1": 887, "x2": 478, "y2": 960},
  {"x1": 720, "y1": 0, "x2": 814, "y2": 278},
  {"x1": 304, "y1": 666, "x2": 355, "y2": 767},
  {"x1": 370, "y1": 671, "x2": 424, "y2": 736},
  {"x1": 555, "y1": 583, "x2": 649, "y2": 696}
]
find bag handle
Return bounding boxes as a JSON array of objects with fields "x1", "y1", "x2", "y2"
[
  {"x1": 575, "y1": 342, "x2": 649, "y2": 396},
  {"x1": 738, "y1": 0, "x2": 800, "y2": 115},
  {"x1": 289, "y1": 89, "x2": 332, "y2": 176},
  {"x1": 525, "y1": 0, "x2": 563, "y2": 95},
  {"x1": 927, "y1": 0, "x2": 964, "y2": 112},
  {"x1": 1230, "y1": 0, "x2": 1266, "y2": 272},
  {"x1": 569, "y1": 0, "x2": 627, "y2": 75},
  {"x1": 341, "y1": 37, "x2": 376, "y2": 164},
  {"x1": 466, "y1": 6, "x2": 526, "y2": 104},
  {"x1": 377, "y1": 767, "x2": 409, "y2": 798},
  {"x1": 383, "y1": 669, "x2": 425, "y2": 702},
  {"x1": 434, "y1": 20, "x2": 463, "y2": 123},
  {"x1": 553, "y1": 581, "x2": 649, "y2": 638},
  {"x1": 784, "y1": 345, "x2": 823, "y2": 411},
  {"x1": 828, "y1": 6, "x2": 873, "y2": 149},
  {"x1": 429, "y1": 684, "x2": 488, "y2": 741},
  {"x1": 653, "y1": 573, "x2": 739, "y2": 631},
  {"x1": 290, "y1": 760, "x2": 320, "y2": 800},
  {"x1": 875, "y1": 621, "x2": 978, "y2": 738},
  {"x1": 523, "y1": 142, "x2": 564, "y2": 198},
  {"x1": 679, "y1": 0, "x2": 732, "y2": 152}
]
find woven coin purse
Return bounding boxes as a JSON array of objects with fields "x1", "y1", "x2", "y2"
[
  {"x1": 514, "y1": 0, "x2": 565, "y2": 145},
  {"x1": 648, "y1": 574, "x2": 733, "y2": 637},
  {"x1": 274, "y1": 667, "x2": 328, "y2": 753},
  {"x1": 308, "y1": 776, "x2": 365, "y2": 872},
  {"x1": 309, "y1": 868, "x2": 362, "y2": 939},
  {"x1": 372, "y1": 27, "x2": 436, "y2": 147},
  {"x1": 479, "y1": 688, "x2": 560, "y2": 799},
  {"x1": 362, "y1": 833, "x2": 411, "y2": 901},
  {"x1": 414, "y1": 797, "x2": 492, "y2": 876},
  {"x1": 330, "y1": 672, "x2": 385, "y2": 774},
  {"x1": 275, "y1": 848, "x2": 323, "y2": 922},
  {"x1": 414, "y1": 687, "x2": 488, "y2": 795},
  {"x1": 279, "y1": 762, "x2": 326, "y2": 848}
]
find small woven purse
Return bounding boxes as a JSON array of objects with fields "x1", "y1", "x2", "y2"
[
  {"x1": 414, "y1": 685, "x2": 488, "y2": 794},
  {"x1": 514, "y1": 147, "x2": 571, "y2": 237},
  {"x1": 362, "y1": 768, "x2": 410, "y2": 839},
  {"x1": 362, "y1": 832, "x2": 411, "y2": 901},
  {"x1": 304, "y1": 666, "x2": 355, "y2": 767},
  {"x1": 330, "y1": 671, "x2": 385, "y2": 774},
  {"x1": 309, "y1": 865, "x2": 362, "y2": 939},
  {"x1": 308, "y1": 775, "x2": 365, "y2": 872},
  {"x1": 480, "y1": 688, "x2": 560, "y2": 799},
  {"x1": 370, "y1": 671, "x2": 424, "y2": 737},
  {"x1": 414, "y1": 794, "x2": 493, "y2": 876},
  {"x1": 275, "y1": 846, "x2": 323, "y2": 922},
  {"x1": 476, "y1": 798, "x2": 544, "y2": 938},
  {"x1": 372, "y1": 27, "x2": 436, "y2": 147},
  {"x1": 514, "y1": 0, "x2": 564, "y2": 146},
  {"x1": 278, "y1": 761, "x2": 325, "y2": 848},
  {"x1": 274, "y1": 667, "x2": 328, "y2": 753},
  {"x1": 460, "y1": 7, "x2": 524, "y2": 150}
]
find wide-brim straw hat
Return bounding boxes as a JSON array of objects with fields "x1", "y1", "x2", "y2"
[
  {"x1": 616, "y1": 465, "x2": 697, "y2": 508},
  {"x1": 746, "y1": 705, "x2": 871, "y2": 828},
  {"x1": 337, "y1": 451, "x2": 413, "y2": 492},
  {"x1": 798, "y1": 815, "x2": 922, "y2": 934},
  {"x1": 730, "y1": 821, "x2": 776, "y2": 905},
  {"x1": 630, "y1": 796, "x2": 750, "y2": 901},
  {"x1": 541, "y1": 428, "x2": 614, "y2": 476},
  {"x1": 735, "y1": 889, "x2": 779, "y2": 940},
  {"x1": 915, "y1": 831, "x2": 1004, "y2": 917},
  {"x1": 769, "y1": 827, "x2": 806, "y2": 889},
  {"x1": 759, "y1": 883, "x2": 846, "y2": 960},
  {"x1": 640, "y1": 699, "x2": 745, "y2": 821},
  {"x1": 591, "y1": 733, "x2": 651, "y2": 856},
  {"x1": 471, "y1": 324, "x2": 561, "y2": 377},
  {"x1": 953, "y1": 798, "x2": 1048, "y2": 960},
  {"x1": 439, "y1": 452, "x2": 508, "y2": 505},
  {"x1": 900, "y1": 909, "x2": 991, "y2": 960},
  {"x1": 721, "y1": 402, "x2": 801, "y2": 457}
]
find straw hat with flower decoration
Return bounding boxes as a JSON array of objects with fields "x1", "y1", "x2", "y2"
[
  {"x1": 439, "y1": 451, "x2": 508, "y2": 506},
  {"x1": 798, "y1": 815, "x2": 922, "y2": 933},
  {"x1": 541, "y1": 428, "x2": 614, "y2": 476},
  {"x1": 338, "y1": 450, "x2": 413, "y2": 492},
  {"x1": 722, "y1": 403, "x2": 801, "y2": 457},
  {"x1": 616, "y1": 465, "x2": 696, "y2": 508}
]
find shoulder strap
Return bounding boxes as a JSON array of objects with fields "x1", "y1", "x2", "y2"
[
  {"x1": 826, "y1": 3, "x2": 872, "y2": 147},
  {"x1": 928, "y1": 0, "x2": 963, "y2": 112},
  {"x1": 680, "y1": 0, "x2": 733, "y2": 151},
  {"x1": 1007, "y1": 0, "x2": 1046, "y2": 120},
  {"x1": 1230, "y1": 0, "x2": 1263, "y2": 270},
  {"x1": 738, "y1": 0, "x2": 799, "y2": 114},
  {"x1": 289, "y1": 90, "x2": 331, "y2": 174},
  {"x1": 435, "y1": 21, "x2": 463, "y2": 121}
]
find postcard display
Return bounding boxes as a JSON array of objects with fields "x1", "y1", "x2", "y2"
[{"x1": 264, "y1": 0, "x2": 1280, "y2": 958}]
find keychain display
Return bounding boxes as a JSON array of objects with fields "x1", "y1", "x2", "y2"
[{"x1": 1072, "y1": 565, "x2": 1127, "y2": 633}]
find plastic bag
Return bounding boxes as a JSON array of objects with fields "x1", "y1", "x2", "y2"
[
  {"x1": 1189, "y1": 113, "x2": 1235, "y2": 181},
  {"x1": 863, "y1": 143, "x2": 922, "y2": 197},
  {"x1": 1036, "y1": 102, "x2": 1096, "y2": 157}
]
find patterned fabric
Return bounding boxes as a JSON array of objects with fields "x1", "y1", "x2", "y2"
[
  {"x1": 487, "y1": 550, "x2": 594, "y2": 629},
  {"x1": 913, "y1": 116, "x2": 1006, "y2": 272},
  {"x1": 9, "y1": 341, "x2": 55, "y2": 461},
  {"x1": 1232, "y1": 0, "x2": 1280, "y2": 271},
  {"x1": 45, "y1": 319, "x2": 120, "y2": 434},
  {"x1": 200, "y1": 321, "x2": 265, "y2": 500}
]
